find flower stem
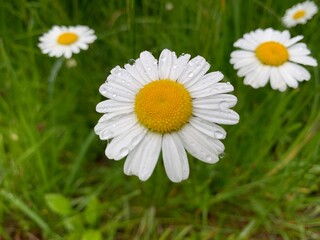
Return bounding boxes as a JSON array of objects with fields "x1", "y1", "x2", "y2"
[{"x1": 48, "y1": 57, "x2": 64, "y2": 100}]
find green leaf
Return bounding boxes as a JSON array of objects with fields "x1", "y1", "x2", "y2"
[
  {"x1": 81, "y1": 229, "x2": 103, "y2": 240},
  {"x1": 66, "y1": 232, "x2": 82, "y2": 240},
  {"x1": 84, "y1": 196, "x2": 100, "y2": 226},
  {"x1": 63, "y1": 214, "x2": 84, "y2": 232},
  {"x1": 45, "y1": 193, "x2": 72, "y2": 216}
]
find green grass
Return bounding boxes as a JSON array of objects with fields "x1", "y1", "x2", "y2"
[{"x1": 1, "y1": 0, "x2": 320, "y2": 239}]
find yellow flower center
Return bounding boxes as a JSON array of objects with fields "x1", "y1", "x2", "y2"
[
  {"x1": 255, "y1": 41, "x2": 289, "y2": 66},
  {"x1": 293, "y1": 10, "x2": 306, "y2": 20},
  {"x1": 57, "y1": 32, "x2": 78, "y2": 45},
  {"x1": 134, "y1": 80, "x2": 192, "y2": 134}
]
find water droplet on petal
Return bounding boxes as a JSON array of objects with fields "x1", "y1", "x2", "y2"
[
  {"x1": 161, "y1": 56, "x2": 166, "y2": 62},
  {"x1": 101, "y1": 130, "x2": 113, "y2": 140},
  {"x1": 120, "y1": 147, "x2": 130, "y2": 157},
  {"x1": 128, "y1": 59, "x2": 135, "y2": 65},
  {"x1": 100, "y1": 86, "x2": 107, "y2": 94},
  {"x1": 111, "y1": 66, "x2": 121, "y2": 75},
  {"x1": 205, "y1": 155, "x2": 213, "y2": 162},
  {"x1": 188, "y1": 72, "x2": 194, "y2": 78},
  {"x1": 214, "y1": 131, "x2": 225, "y2": 139}
]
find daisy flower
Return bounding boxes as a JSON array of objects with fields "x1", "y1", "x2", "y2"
[
  {"x1": 282, "y1": 1, "x2": 318, "y2": 28},
  {"x1": 38, "y1": 25, "x2": 97, "y2": 59},
  {"x1": 230, "y1": 28, "x2": 318, "y2": 91},
  {"x1": 95, "y1": 49, "x2": 239, "y2": 182}
]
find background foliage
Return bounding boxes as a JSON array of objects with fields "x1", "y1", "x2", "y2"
[{"x1": 0, "y1": 0, "x2": 320, "y2": 239}]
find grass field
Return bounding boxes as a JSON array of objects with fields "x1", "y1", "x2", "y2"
[{"x1": 1, "y1": 0, "x2": 320, "y2": 239}]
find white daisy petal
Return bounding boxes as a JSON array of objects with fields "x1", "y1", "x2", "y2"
[
  {"x1": 162, "y1": 133, "x2": 189, "y2": 183},
  {"x1": 231, "y1": 57, "x2": 257, "y2": 69},
  {"x1": 95, "y1": 114, "x2": 138, "y2": 140},
  {"x1": 193, "y1": 107, "x2": 240, "y2": 125},
  {"x1": 284, "y1": 62, "x2": 311, "y2": 82},
  {"x1": 38, "y1": 25, "x2": 96, "y2": 58},
  {"x1": 140, "y1": 51, "x2": 159, "y2": 81},
  {"x1": 188, "y1": 71, "x2": 224, "y2": 93},
  {"x1": 178, "y1": 124, "x2": 224, "y2": 164},
  {"x1": 190, "y1": 82, "x2": 234, "y2": 99},
  {"x1": 193, "y1": 94, "x2": 237, "y2": 110},
  {"x1": 159, "y1": 49, "x2": 177, "y2": 79},
  {"x1": 96, "y1": 100, "x2": 134, "y2": 113},
  {"x1": 234, "y1": 38, "x2": 256, "y2": 51},
  {"x1": 168, "y1": 53, "x2": 191, "y2": 80},
  {"x1": 105, "y1": 124, "x2": 147, "y2": 160},
  {"x1": 124, "y1": 62, "x2": 149, "y2": 85},
  {"x1": 133, "y1": 59, "x2": 154, "y2": 83},
  {"x1": 231, "y1": 50, "x2": 255, "y2": 59},
  {"x1": 288, "y1": 43, "x2": 309, "y2": 54},
  {"x1": 99, "y1": 83, "x2": 135, "y2": 102},
  {"x1": 124, "y1": 132, "x2": 162, "y2": 181},
  {"x1": 278, "y1": 65, "x2": 299, "y2": 88},
  {"x1": 269, "y1": 67, "x2": 287, "y2": 92},
  {"x1": 178, "y1": 56, "x2": 210, "y2": 88},
  {"x1": 236, "y1": 61, "x2": 261, "y2": 77},
  {"x1": 290, "y1": 55, "x2": 318, "y2": 66},
  {"x1": 110, "y1": 66, "x2": 142, "y2": 91},
  {"x1": 189, "y1": 117, "x2": 226, "y2": 139},
  {"x1": 231, "y1": 28, "x2": 317, "y2": 91},
  {"x1": 284, "y1": 35, "x2": 304, "y2": 47}
]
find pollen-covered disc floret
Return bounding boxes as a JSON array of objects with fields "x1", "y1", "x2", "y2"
[
  {"x1": 282, "y1": 1, "x2": 318, "y2": 28},
  {"x1": 95, "y1": 49, "x2": 239, "y2": 182},
  {"x1": 230, "y1": 28, "x2": 318, "y2": 91},
  {"x1": 135, "y1": 80, "x2": 192, "y2": 134},
  {"x1": 38, "y1": 25, "x2": 97, "y2": 58}
]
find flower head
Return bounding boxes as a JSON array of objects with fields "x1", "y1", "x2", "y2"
[
  {"x1": 230, "y1": 28, "x2": 318, "y2": 91},
  {"x1": 95, "y1": 49, "x2": 239, "y2": 182},
  {"x1": 282, "y1": 1, "x2": 318, "y2": 28},
  {"x1": 38, "y1": 25, "x2": 97, "y2": 59}
]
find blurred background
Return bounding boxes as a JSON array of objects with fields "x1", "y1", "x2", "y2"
[{"x1": 0, "y1": 0, "x2": 319, "y2": 239}]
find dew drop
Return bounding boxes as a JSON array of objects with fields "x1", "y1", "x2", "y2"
[
  {"x1": 101, "y1": 130, "x2": 113, "y2": 140},
  {"x1": 128, "y1": 59, "x2": 135, "y2": 65},
  {"x1": 219, "y1": 152, "x2": 225, "y2": 159},
  {"x1": 205, "y1": 155, "x2": 213, "y2": 162},
  {"x1": 120, "y1": 147, "x2": 129, "y2": 157},
  {"x1": 100, "y1": 86, "x2": 107, "y2": 94},
  {"x1": 111, "y1": 66, "x2": 121, "y2": 75},
  {"x1": 214, "y1": 131, "x2": 225, "y2": 139},
  {"x1": 161, "y1": 56, "x2": 167, "y2": 62},
  {"x1": 173, "y1": 65, "x2": 178, "y2": 69},
  {"x1": 188, "y1": 72, "x2": 194, "y2": 78}
]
